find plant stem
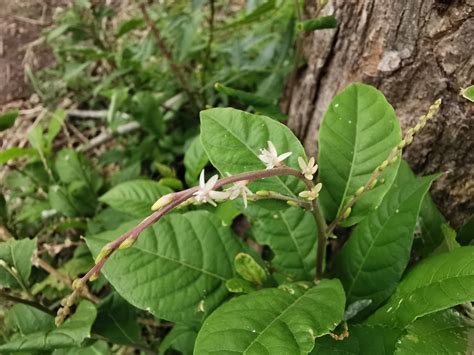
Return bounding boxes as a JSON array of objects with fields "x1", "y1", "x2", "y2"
[
  {"x1": 0, "y1": 291, "x2": 55, "y2": 316},
  {"x1": 79, "y1": 167, "x2": 304, "y2": 285},
  {"x1": 300, "y1": 179, "x2": 328, "y2": 279}
]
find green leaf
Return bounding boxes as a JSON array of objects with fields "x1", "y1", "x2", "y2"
[
  {"x1": 55, "y1": 149, "x2": 98, "y2": 188},
  {"x1": 318, "y1": 83, "x2": 402, "y2": 225},
  {"x1": 296, "y1": 16, "x2": 337, "y2": 32},
  {"x1": 28, "y1": 125, "x2": 46, "y2": 154},
  {"x1": 414, "y1": 189, "x2": 448, "y2": 256},
  {"x1": 458, "y1": 216, "x2": 474, "y2": 246},
  {"x1": 215, "y1": 83, "x2": 273, "y2": 107},
  {"x1": 53, "y1": 340, "x2": 109, "y2": 355},
  {"x1": 46, "y1": 109, "x2": 67, "y2": 149},
  {"x1": 0, "y1": 238, "x2": 36, "y2": 288},
  {"x1": 0, "y1": 147, "x2": 37, "y2": 165},
  {"x1": 184, "y1": 136, "x2": 209, "y2": 187},
  {"x1": 160, "y1": 324, "x2": 198, "y2": 355},
  {"x1": 99, "y1": 179, "x2": 173, "y2": 217},
  {"x1": 0, "y1": 110, "x2": 18, "y2": 131},
  {"x1": 49, "y1": 185, "x2": 78, "y2": 217},
  {"x1": 194, "y1": 279, "x2": 345, "y2": 354},
  {"x1": 86, "y1": 211, "x2": 245, "y2": 325},
  {"x1": 432, "y1": 224, "x2": 460, "y2": 255},
  {"x1": 116, "y1": 18, "x2": 144, "y2": 37},
  {"x1": 5, "y1": 304, "x2": 55, "y2": 335},
  {"x1": 334, "y1": 162, "x2": 437, "y2": 314},
  {"x1": 92, "y1": 293, "x2": 141, "y2": 346},
  {"x1": 220, "y1": 0, "x2": 276, "y2": 29},
  {"x1": 0, "y1": 301, "x2": 97, "y2": 352},
  {"x1": 246, "y1": 204, "x2": 317, "y2": 280},
  {"x1": 234, "y1": 252, "x2": 267, "y2": 285},
  {"x1": 312, "y1": 325, "x2": 402, "y2": 354},
  {"x1": 367, "y1": 246, "x2": 474, "y2": 328},
  {"x1": 200, "y1": 107, "x2": 306, "y2": 196},
  {"x1": 460, "y1": 84, "x2": 474, "y2": 102},
  {"x1": 394, "y1": 309, "x2": 474, "y2": 354}
]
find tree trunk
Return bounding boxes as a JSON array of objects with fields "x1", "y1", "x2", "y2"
[{"x1": 286, "y1": 0, "x2": 473, "y2": 227}]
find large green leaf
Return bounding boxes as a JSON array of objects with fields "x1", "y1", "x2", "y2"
[
  {"x1": 184, "y1": 136, "x2": 209, "y2": 187},
  {"x1": 367, "y1": 246, "x2": 474, "y2": 328},
  {"x1": 0, "y1": 301, "x2": 96, "y2": 352},
  {"x1": 0, "y1": 238, "x2": 36, "y2": 288},
  {"x1": 246, "y1": 204, "x2": 317, "y2": 280},
  {"x1": 160, "y1": 324, "x2": 198, "y2": 355},
  {"x1": 5, "y1": 304, "x2": 55, "y2": 336},
  {"x1": 55, "y1": 149, "x2": 100, "y2": 190},
  {"x1": 99, "y1": 179, "x2": 173, "y2": 217},
  {"x1": 394, "y1": 309, "x2": 474, "y2": 354},
  {"x1": 334, "y1": 162, "x2": 437, "y2": 314},
  {"x1": 92, "y1": 292, "x2": 141, "y2": 345},
  {"x1": 312, "y1": 325, "x2": 402, "y2": 354},
  {"x1": 194, "y1": 279, "x2": 345, "y2": 354},
  {"x1": 86, "y1": 211, "x2": 245, "y2": 325},
  {"x1": 200, "y1": 107, "x2": 306, "y2": 196},
  {"x1": 414, "y1": 191, "x2": 448, "y2": 256},
  {"x1": 318, "y1": 83, "x2": 402, "y2": 225}
]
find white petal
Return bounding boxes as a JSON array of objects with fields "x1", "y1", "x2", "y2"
[
  {"x1": 298, "y1": 157, "x2": 306, "y2": 171},
  {"x1": 308, "y1": 157, "x2": 315, "y2": 167},
  {"x1": 206, "y1": 174, "x2": 219, "y2": 190},
  {"x1": 277, "y1": 151, "x2": 292, "y2": 162},
  {"x1": 267, "y1": 141, "x2": 277, "y2": 156},
  {"x1": 199, "y1": 169, "x2": 206, "y2": 188}
]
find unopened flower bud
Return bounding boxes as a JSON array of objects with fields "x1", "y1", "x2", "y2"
[
  {"x1": 119, "y1": 235, "x2": 138, "y2": 250},
  {"x1": 354, "y1": 186, "x2": 364, "y2": 197},
  {"x1": 379, "y1": 160, "x2": 388, "y2": 171},
  {"x1": 405, "y1": 136, "x2": 414, "y2": 145},
  {"x1": 95, "y1": 243, "x2": 113, "y2": 264},
  {"x1": 389, "y1": 156, "x2": 398, "y2": 165},
  {"x1": 256, "y1": 190, "x2": 270, "y2": 197},
  {"x1": 151, "y1": 193, "x2": 175, "y2": 211},
  {"x1": 342, "y1": 208, "x2": 351, "y2": 220},
  {"x1": 0, "y1": 259, "x2": 7, "y2": 268},
  {"x1": 369, "y1": 179, "x2": 378, "y2": 189},
  {"x1": 72, "y1": 279, "x2": 84, "y2": 290},
  {"x1": 89, "y1": 272, "x2": 99, "y2": 282},
  {"x1": 287, "y1": 200, "x2": 299, "y2": 208}
]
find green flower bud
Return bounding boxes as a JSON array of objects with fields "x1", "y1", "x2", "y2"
[{"x1": 234, "y1": 253, "x2": 267, "y2": 286}]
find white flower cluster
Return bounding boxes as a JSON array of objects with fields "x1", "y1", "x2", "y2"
[
  {"x1": 194, "y1": 170, "x2": 253, "y2": 208},
  {"x1": 152, "y1": 141, "x2": 322, "y2": 211}
]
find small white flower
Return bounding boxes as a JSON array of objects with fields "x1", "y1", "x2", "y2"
[
  {"x1": 298, "y1": 157, "x2": 318, "y2": 180},
  {"x1": 299, "y1": 183, "x2": 323, "y2": 201},
  {"x1": 258, "y1": 141, "x2": 292, "y2": 169},
  {"x1": 226, "y1": 180, "x2": 253, "y2": 208},
  {"x1": 193, "y1": 170, "x2": 230, "y2": 206}
]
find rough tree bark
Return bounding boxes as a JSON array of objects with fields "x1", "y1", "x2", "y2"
[{"x1": 286, "y1": 0, "x2": 473, "y2": 227}]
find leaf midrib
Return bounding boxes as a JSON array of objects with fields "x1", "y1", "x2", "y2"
[
  {"x1": 93, "y1": 237, "x2": 228, "y2": 281},
  {"x1": 279, "y1": 211, "x2": 311, "y2": 278},
  {"x1": 242, "y1": 289, "x2": 313, "y2": 353}
]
